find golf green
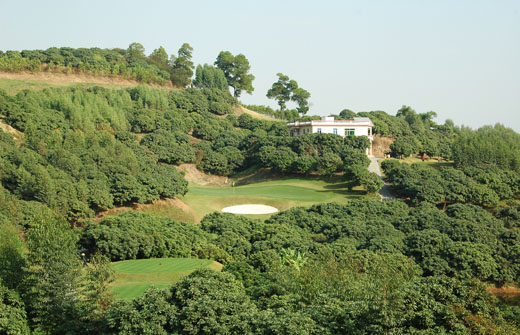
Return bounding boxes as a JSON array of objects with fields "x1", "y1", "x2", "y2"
[
  {"x1": 110, "y1": 258, "x2": 221, "y2": 299},
  {"x1": 181, "y1": 177, "x2": 375, "y2": 222}
]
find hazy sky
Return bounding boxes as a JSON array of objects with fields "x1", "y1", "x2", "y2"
[{"x1": 1, "y1": 0, "x2": 519, "y2": 131}]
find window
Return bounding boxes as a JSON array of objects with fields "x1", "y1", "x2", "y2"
[
  {"x1": 333, "y1": 128, "x2": 338, "y2": 135},
  {"x1": 368, "y1": 128, "x2": 371, "y2": 136},
  {"x1": 345, "y1": 128, "x2": 355, "y2": 136},
  {"x1": 317, "y1": 128, "x2": 321, "y2": 134}
]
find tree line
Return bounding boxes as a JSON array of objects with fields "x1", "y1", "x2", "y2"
[
  {"x1": 0, "y1": 44, "x2": 257, "y2": 94},
  {"x1": 3, "y1": 198, "x2": 520, "y2": 334}
]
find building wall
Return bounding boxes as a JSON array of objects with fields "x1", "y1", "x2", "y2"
[
  {"x1": 289, "y1": 127, "x2": 313, "y2": 136},
  {"x1": 288, "y1": 124, "x2": 373, "y2": 155},
  {"x1": 310, "y1": 125, "x2": 370, "y2": 137}
]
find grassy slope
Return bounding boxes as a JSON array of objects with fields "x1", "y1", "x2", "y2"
[
  {"x1": 234, "y1": 105, "x2": 283, "y2": 122},
  {"x1": 0, "y1": 72, "x2": 174, "y2": 94},
  {"x1": 382, "y1": 157, "x2": 454, "y2": 169},
  {"x1": 110, "y1": 258, "x2": 222, "y2": 300}
]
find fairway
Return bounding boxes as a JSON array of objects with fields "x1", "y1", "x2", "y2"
[
  {"x1": 110, "y1": 258, "x2": 221, "y2": 299},
  {"x1": 180, "y1": 177, "x2": 377, "y2": 222}
]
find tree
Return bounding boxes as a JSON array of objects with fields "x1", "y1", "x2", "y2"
[
  {"x1": 171, "y1": 43, "x2": 194, "y2": 87},
  {"x1": 339, "y1": 109, "x2": 356, "y2": 119},
  {"x1": 81, "y1": 252, "x2": 114, "y2": 334},
  {"x1": 259, "y1": 146, "x2": 297, "y2": 173},
  {"x1": 81, "y1": 211, "x2": 206, "y2": 261},
  {"x1": 193, "y1": 64, "x2": 228, "y2": 90},
  {"x1": 214, "y1": 51, "x2": 255, "y2": 97},
  {"x1": 452, "y1": 125, "x2": 520, "y2": 173},
  {"x1": 140, "y1": 129, "x2": 195, "y2": 164},
  {"x1": 126, "y1": 42, "x2": 146, "y2": 64},
  {"x1": 401, "y1": 276, "x2": 501, "y2": 334},
  {"x1": 390, "y1": 135, "x2": 422, "y2": 157},
  {"x1": 266, "y1": 73, "x2": 311, "y2": 115},
  {"x1": 170, "y1": 269, "x2": 256, "y2": 334},
  {"x1": 200, "y1": 151, "x2": 230, "y2": 176},
  {"x1": 0, "y1": 284, "x2": 30, "y2": 335},
  {"x1": 359, "y1": 171, "x2": 384, "y2": 194},
  {"x1": 254, "y1": 308, "x2": 321, "y2": 335},
  {"x1": 0, "y1": 222, "x2": 25, "y2": 290},
  {"x1": 294, "y1": 155, "x2": 317, "y2": 175},
  {"x1": 106, "y1": 288, "x2": 176, "y2": 335},
  {"x1": 349, "y1": 165, "x2": 384, "y2": 193},
  {"x1": 22, "y1": 213, "x2": 84, "y2": 334},
  {"x1": 149, "y1": 46, "x2": 169, "y2": 71},
  {"x1": 291, "y1": 87, "x2": 311, "y2": 115},
  {"x1": 266, "y1": 73, "x2": 298, "y2": 111},
  {"x1": 316, "y1": 152, "x2": 342, "y2": 175}
]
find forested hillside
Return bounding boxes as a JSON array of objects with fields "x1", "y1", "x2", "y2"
[
  {"x1": 1, "y1": 45, "x2": 520, "y2": 334},
  {"x1": 0, "y1": 43, "x2": 196, "y2": 87},
  {"x1": 0, "y1": 83, "x2": 382, "y2": 220}
]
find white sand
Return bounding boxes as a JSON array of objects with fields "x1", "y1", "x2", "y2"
[{"x1": 221, "y1": 204, "x2": 279, "y2": 215}]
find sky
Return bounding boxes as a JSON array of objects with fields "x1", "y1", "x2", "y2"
[{"x1": 1, "y1": 0, "x2": 519, "y2": 131}]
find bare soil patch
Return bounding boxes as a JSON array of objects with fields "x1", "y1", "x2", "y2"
[
  {"x1": 93, "y1": 197, "x2": 195, "y2": 223},
  {"x1": 488, "y1": 286, "x2": 520, "y2": 298},
  {"x1": 234, "y1": 106, "x2": 282, "y2": 121},
  {"x1": 372, "y1": 135, "x2": 394, "y2": 158},
  {"x1": 177, "y1": 163, "x2": 232, "y2": 187},
  {"x1": 0, "y1": 120, "x2": 23, "y2": 142},
  {"x1": 0, "y1": 71, "x2": 175, "y2": 89}
]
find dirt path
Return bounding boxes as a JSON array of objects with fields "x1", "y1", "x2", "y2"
[{"x1": 368, "y1": 156, "x2": 395, "y2": 201}]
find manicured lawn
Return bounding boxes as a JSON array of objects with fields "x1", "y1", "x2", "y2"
[
  {"x1": 110, "y1": 258, "x2": 221, "y2": 300},
  {"x1": 180, "y1": 176, "x2": 377, "y2": 222}
]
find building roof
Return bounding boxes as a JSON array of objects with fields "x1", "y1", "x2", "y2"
[{"x1": 287, "y1": 117, "x2": 374, "y2": 127}]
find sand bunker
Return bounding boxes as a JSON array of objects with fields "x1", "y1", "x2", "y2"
[{"x1": 221, "y1": 204, "x2": 279, "y2": 215}]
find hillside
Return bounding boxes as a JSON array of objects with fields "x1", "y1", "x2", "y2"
[
  {"x1": 0, "y1": 44, "x2": 188, "y2": 86},
  {"x1": 1, "y1": 69, "x2": 520, "y2": 334},
  {"x1": 0, "y1": 71, "x2": 175, "y2": 94},
  {"x1": 233, "y1": 105, "x2": 281, "y2": 121}
]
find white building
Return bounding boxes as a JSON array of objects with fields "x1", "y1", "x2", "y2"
[{"x1": 287, "y1": 116, "x2": 374, "y2": 155}]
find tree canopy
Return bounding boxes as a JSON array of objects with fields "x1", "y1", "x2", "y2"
[
  {"x1": 266, "y1": 73, "x2": 311, "y2": 114},
  {"x1": 214, "y1": 51, "x2": 255, "y2": 97}
]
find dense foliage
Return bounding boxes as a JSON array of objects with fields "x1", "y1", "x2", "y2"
[
  {"x1": 214, "y1": 51, "x2": 255, "y2": 97},
  {"x1": 81, "y1": 211, "x2": 213, "y2": 261},
  {"x1": 1, "y1": 62, "x2": 520, "y2": 334},
  {"x1": 76, "y1": 201, "x2": 520, "y2": 334},
  {"x1": 0, "y1": 44, "x2": 179, "y2": 85},
  {"x1": 382, "y1": 160, "x2": 520, "y2": 207},
  {"x1": 193, "y1": 64, "x2": 228, "y2": 90},
  {"x1": 452, "y1": 124, "x2": 520, "y2": 173},
  {"x1": 354, "y1": 106, "x2": 457, "y2": 159},
  {"x1": 0, "y1": 87, "x2": 194, "y2": 220}
]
